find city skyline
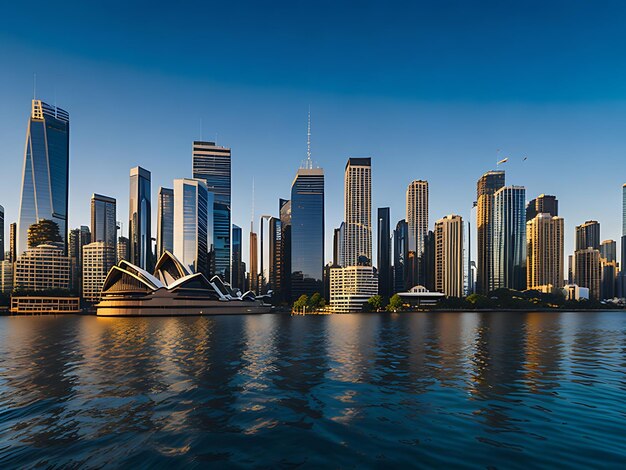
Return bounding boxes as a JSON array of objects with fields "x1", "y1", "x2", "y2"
[{"x1": 2, "y1": 2, "x2": 626, "y2": 270}]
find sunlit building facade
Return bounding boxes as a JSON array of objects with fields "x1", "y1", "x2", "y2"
[
  {"x1": 330, "y1": 266, "x2": 378, "y2": 313},
  {"x1": 82, "y1": 241, "x2": 117, "y2": 303},
  {"x1": 14, "y1": 244, "x2": 70, "y2": 291},
  {"x1": 344, "y1": 158, "x2": 371, "y2": 267},
  {"x1": 0, "y1": 205, "x2": 4, "y2": 261},
  {"x1": 476, "y1": 170, "x2": 505, "y2": 294},
  {"x1": 129, "y1": 166, "x2": 152, "y2": 271},
  {"x1": 526, "y1": 214, "x2": 564, "y2": 290},
  {"x1": 526, "y1": 194, "x2": 558, "y2": 221},
  {"x1": 91, "y1": 194, "x2": 116, "y2": 246},
  {"x1": 18, "y1": 100, "x2": 70, "y2": 256},
  {"x1": 575, "y1": 247, "x2": 601, "y2": 300},
  {"x1": 434, "y1": 215, "x2": 464, "y2": 297},
  {"x1": 173, "y1": 178, "x2": 212, "y2": 276},
  {"x1": 575, "y1": 220, "x2": 600, "y2": 251}
]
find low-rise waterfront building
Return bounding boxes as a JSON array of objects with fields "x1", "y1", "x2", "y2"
[
  {"x1": 10, "y1": 296, "x2": 80, "y2": 314},
  {"x1": 14, "y1": 244, "x2": 70, "y2": 291},
  {"x1": 329, "y1": 266, "x2": 378, "y2": 313}
]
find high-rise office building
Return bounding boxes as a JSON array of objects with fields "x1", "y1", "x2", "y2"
[
  {"x1": 344, "y1": 158, "x2": 372, "y2": 267},
  {"x1": 601, "y1": 259, "x2": 618, "y2": 300},
  {"x1": 279, "y1": 199, "x2": 292, "y2": 301},
  {"x1": 406, "y1": 180, "x2": 429, "y2": 283},
  {"x1": 619, "y1": 184, "x2": 626, "y2": 297},
  {"x1": 0, "y1": 260, "x2": 12, "y2": 294},
  {"x1": 0, "y1": 205, "x2": 4, "y2": 261},
  {"x1": 377, "y1": 208, "x2": 392, "y2": 298},
  {"x1": 394, "y1": 220, "x2": 409, "y2": 293},
  {"x1": 600, "y1": 239, "x2": 616, "y2": 263},
  {"x1": 259, "y1": 216, "x2": 282, "y2": 295},
  {"x1": 117, "y1": 236, "x2": 129, "y2": 263},
  {"x1": 493, "y1": 186, "x2": 526, "y2": 291},
  {"x1": 68, "y1": 226, "x2": 91, "y2": 294},
  {"x1": 575, "y1": 248, "x2": 601, "y2": 300},
  {"x1": 9, "y1": 223, "x2": 16, "y2": 263},
  {"x1": 18, "y1": 100, "x2": 70, "y2": 256},
  {"x1": 329, "y1": 266, "x2": 378, "y2": 313},
  {"x1": 156, "y1": 187, "x2": 174, "y2": 259},
  {"x1": 575, "y1": 220, "x2": 600, "y2": 251},
  {"x1": 249, "y1": 227, "x2": 258, "y2": 294},
  {"x1": 129, "y1": 166, "x2": 152, "y2": 271},
  {"x1": 14, "y1": 244, "x2": 70, "y2": 291},
  {"x1": 231, "y1": 224, "x2": 244, "y2": 291},
  {"x1": 173, "y1": 178, "x2": 212, "y2": 276},
  {"x1": 192, "y1": 141, "x2": 231, "y2": 281},
  {"x1": 91, "y1": 194, "x2": 117, "y2": 246},
  {"x1": 82, "y1": 242, "x2": 116, "y2": 303},
  {"x1": 526, "y1": 214, "x2": 564, "y2": 290},
  {"x1": 434, "y1": 215, "x2": 464, "y2": 297},
  {"x1": 290, "y1": 164, "x2": 324, "y2": 298},
  {"x1": 476, "y1": 170, "x2": 505, "y2": 294},
  {"x1": 526, "y1": 194, "x2": 558, "y2": 221}
]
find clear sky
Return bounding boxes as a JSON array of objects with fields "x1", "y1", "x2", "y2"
[{"x1": 1, "y1": 0, "x2": 626, "y2": 265}]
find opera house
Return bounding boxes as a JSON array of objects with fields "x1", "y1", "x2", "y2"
[{"x1": 96, "y1": 251, "x2": 272, "y2": 316}]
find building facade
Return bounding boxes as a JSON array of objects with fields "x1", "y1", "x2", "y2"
[
  {"x1": 377, "y1": 207, "x2": 392, "y2": 298},
  {"x1": 344, "y1": 158, "x2": 372, "y2": 267},
  {"x1": 394, "y1": 219, "x2": 409, "y2": 293},
  {"x1": 291, "y1": 167, "x2": 324, "y2": 298},
  {"x1": 0, "y1": 205, "x2": 4, "y2": 261},
  {"x1": 406, "y1": 180, "x2": 429, "y2": 285},
  {"x1": 18, "y1": 100, "x2": 70, "y2": 256},
  {"x1": 526, "y1": 194, "x2": 558, "y2": 221},
  {"x1": 68, "y1": 226, "x2": 91, "y2": 294},
  {"x1": 526, "y1": 214, "x2": 564, "y2": 290},
  {"x1": 575, "y1": 220, "x2": 600, "y2": 251},
  {"x1": 434, "y1": 215, "x2": 464, "y2": 297},
  {"x1": 91, "y1": 194, "x2": 117, "y2": 246},
  {"x1": 279, "y1": 199, "x2": 292, "y2": 301},
  {"x1": 476, "y1": 170, "x2": 505, "y2": 294},
  {"x1": 329, "y1": 266, "x2": 378, "y2": 313},
  {"x1": 192, "y1": 141, "x2": 232, "y2": 281},
  {"x1": 574, "y1": 247, "x2": 601, "y2": 300},
  {"x1": 117, "y1": 236, "x2": 129, "y2": 263},
  {"x1": 129, "y1": 166, "x2": 152, "y2": 271},
  {"x1": 173, "y1": 178, "x2": 212, "y2": 276},
  {"x1": 231, "y1": 224, "x2": 244, "y2": 291},
  {"x1": 14, "y1": 244, "x2": 70, "y2": 291},
  {"x1": 0, "y1": 260, "x2": 13, "y2": 294},
  {"x1": 600, "y1": 239, "x2": 616, "y2": 263},
  {"x1": 9, "y1": 222, "x2": 16, "y2": 263},
  {"x1": 82, "y1": 241, "x2": 117, "y2": 303},
  {"x1": 156, "y1": 187, "x2": 174, "y2": 260},
  {"x1": 493, "y1": 185, "x2": 526, "y2": 291}
]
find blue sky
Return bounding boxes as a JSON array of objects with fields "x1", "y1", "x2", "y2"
[{"x1": 1, "y1": 0, "x2": 626, "y2": 264}]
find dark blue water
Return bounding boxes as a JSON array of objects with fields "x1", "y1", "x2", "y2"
[{"x1": 0, "y1": 312, "x2": 625, "y2": 468}]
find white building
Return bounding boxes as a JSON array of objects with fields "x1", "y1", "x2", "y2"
[
  {"x1": 330, "y1": 266, "x2": 378, "y2": 313},
  {"x1": 14, "y1": 244, "x2": 70, "y2": 291},
  {"x1": 343, "y1": 158, "x2": 372, "y2": 267},
  {"x1": 82, "y1": 242, "x2": 117, "y2": 303},
  {"x1": 406, "y1": 180, "x2": 429, "y2": 256}
]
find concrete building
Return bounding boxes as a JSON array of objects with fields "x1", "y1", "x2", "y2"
[
  {"x1": 91, "y1": 194, "x2": 117, "y2": 246},
  {"x1": 329, "y1": 266, "x2": 378, "y2": 313},
  {"x1": 574, "y1": 247, "x2": 601, "y2": 300},
  {"x1": 14, "y1": 244, "x2": 70, "y2": 291},
  {"x1": 117, "y1": 236, "x2": 130, "y2": 263},
  {"x1": 600, "y1": 240, "x2": 617, "y2": 263},
  {"x1": 82, "y1": 242, "x2": 117, "y2": 303},
  {"x1": 476, "y1": 170, "x2": 505, "y2": 294},
  {"x1": 343, "y1": 158, "x2": 372, "y2": 267},
  {"x1": 526, "y1": 194, "x2": 558, "y2": 221},
  {"x1": 156, "y1": 187, "x2": 174, "y2": 260},
  {"x1": 575, "y1": 220, "x2": 600, "y2": 251},
  {"x1": 526, "y1": 214, "x2": 564, "y2": 291},
  {"x1": 406, "y1": 180, "x2": 429, "y2": 259},
  {"x1": 0, "y1": 260, "x2": 13, "y2": 294},
  {"x1": 434, "y1": 215, "x2": 464, "y2": 297}
]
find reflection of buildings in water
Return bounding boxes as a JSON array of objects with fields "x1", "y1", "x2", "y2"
[
  {"x1": 469, "y1": 312, "x2": 528, "y2": 430},
  {"x1": 523, "y1": 312, "x2": 563, "y2": 393},
  {"x1": 239, "y1": 314, "x2": 279, "y2": 394},
  {"x1": 1, "y1": 317, "x2": 82, "y2": 449}
]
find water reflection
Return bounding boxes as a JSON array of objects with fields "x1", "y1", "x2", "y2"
[{"x1": 0, "y1": 312, "x2": 625, "y2": 468}]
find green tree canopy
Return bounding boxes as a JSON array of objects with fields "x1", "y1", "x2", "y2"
[
  {"x1": 293, "y1": 294, "x2": 308, "y2": 311},
  {"x1": 308, "y1": 292, "x2": 323, "y2": 310},
  {"x1": 27, "y1": 219, "x2": 62, "y2": 248},
  {"x1": 387, "y1": 294, "x2": 403, "y2": 312},
  {"x1": 367, "y1": 295, "x2": 384, "y2": 312}
]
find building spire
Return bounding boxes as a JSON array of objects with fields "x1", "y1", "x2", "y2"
[{"x1": 306, "y1": 107, "x2": 312, "y2": 169}]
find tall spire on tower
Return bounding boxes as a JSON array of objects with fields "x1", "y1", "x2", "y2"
[{"x1": 305, "y1": 107, "x2": 312, "y2": 169}]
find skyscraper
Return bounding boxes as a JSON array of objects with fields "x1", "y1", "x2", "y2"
[
  {"x1": 82, "y1": 241, "x2": 116, "y2": 303},
  {"x1": 9, "y1": 223, "x2": 16, "y2": 263},
  {"x1": 279, "y1": 199, "x2": 292, "y2": 301},
  {"x1": 129, "y1": 166, "x2": 152, "y2": 271},
  {"x1": 600, "y1": 240, "x2": 617, "y2": 263},
  {"x1": 575, "y1": 248, "x2": 601, "y2": 300},
  {"x1": 231, "y1": 224, "x2": 244, "y2": 291},
  {"x1": 68, "y1": 226, "x2": 91, "y2": 294},
  {"x1": 526, "y1": 214, "x2": 564, "y2": 290},
  {"x1": 192, "y1": 141, "x2": 231, "y2": 281},
  {"x1": 476, "y1": 170, "x2": 505, "y2": 294},
  {"x1": 173, "y1": 178, "x2": 212, "y2": 275},
  {"x1": 18, "y1": 100, "x2": 70, "y2": 256},
  {"x1": 117, "y1": 236, "x2": 130, "y2": 263},
  {"x1": 575, "y1": 220, "x2": 600, "y2": 251},
  {"x1": 526, "y1": 194, "x2": 558, "y2": 221},
  {"x1": 377, "y1": 207, "x2": 392, "y2": 298},
  {"x1": 290, "y1": 164, "x2": 324, "y2": 299},
  {"x1": 344, "y1": 158, "x2": 372, "y2": 267},
  {"x1": 406, "y1": 180, "x2": 429, "y2": 284},
  {"x1": 259, "y1": 215, "x2": 282, "y2": 295},
  {"x1": 0, "y1": 205, "x2": 4, "y2": 261},
  {"x1": 156, "y1": 187, "x2": 174, "y2": 259},
  {"x1": 394, "y1": 220, "x2": 409, "y2": 293},
  {"x1": 493, "y1": 186, "x2": 526, "y2": 291},
  {"x1": 91, "y1": 194, "x2": 117, "y2": 246},
  {"x1": 434, "y1": 215, "x2": 464, "y2": 297},
  {"x1": 249, "y1": 226, "x2": 258, "y2": 294}
]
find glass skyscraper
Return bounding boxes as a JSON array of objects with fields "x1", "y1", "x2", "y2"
[
  {"x1": 18, "y1": 100, "x2": 70, "y2": 256},
  {"x1": 291, "y1": 167, "x2": 325, "y2": 298},
  {"x1": 279, "y1": 198, "x2": 292, "y2": 301},
  {"x1": 91, "y1": 194, "x2": 117, "y2": 246},
  {"x1": 493, "y1": 186, "x2": 527, "y2": 291},
  {"x1": 156, "y1": 187, "x2": 174, "y2": 259},
  {"x1": 192, "y1": 141, "x2": 231, "y2": 281},
  {"x1": 377, "y1": 207, "x2": 392, "y2": 298},
  {"x1": 394, "y1": 220, "x2": 408, "y2": 293},
  {"x1": 173, "y1": 178, "x2": 212, "y2": 276},
  {"x1": 476, "y1": 170, "x2": 505, "y2": 294},
  {"x1": 0, "y1": 205, "x2": 4, "y2": 261},
  {"x1": 129, "y1": 166, "x2": 152, "y2": 271},
  {"x1": 231, "y1": 224, "x2": 244, "y2": 291}
]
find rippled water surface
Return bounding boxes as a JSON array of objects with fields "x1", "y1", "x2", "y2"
[{"x1": 1, "y1": 312, "x2": 626, "y2": 468}]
